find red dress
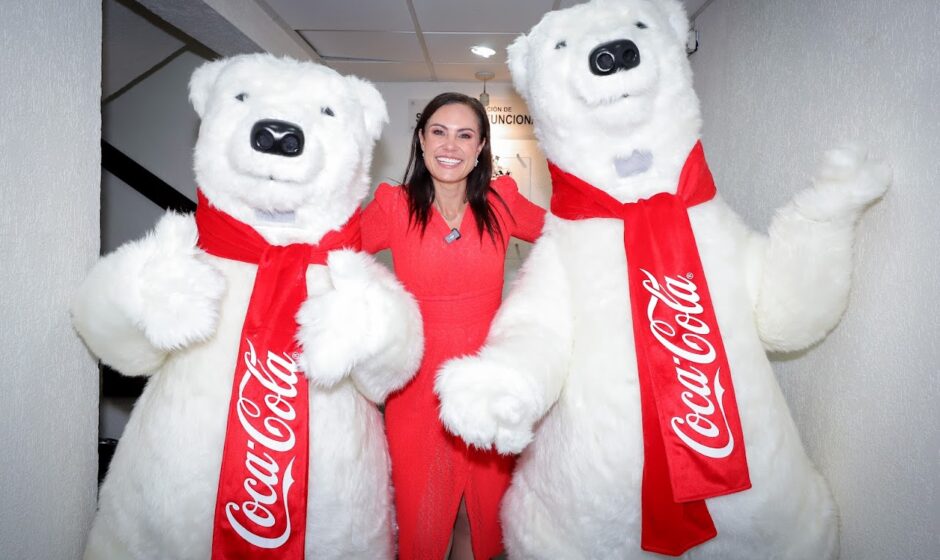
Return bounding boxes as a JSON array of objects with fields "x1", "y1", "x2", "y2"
[{"x1": 362, "y1": 175, "x2": 545, "y2": 560}]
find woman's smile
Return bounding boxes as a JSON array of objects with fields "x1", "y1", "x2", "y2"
[{"x1": 435, "y1": 156, "x2": 463, "y2": 167}]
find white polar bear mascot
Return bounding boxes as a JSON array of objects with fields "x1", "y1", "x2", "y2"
[
  {"x1": 72, "y1": 54, "x2": 423, "y2": 560},
  {"x1": 435, "y1": 1, "x2": 891, "y2": 558}
]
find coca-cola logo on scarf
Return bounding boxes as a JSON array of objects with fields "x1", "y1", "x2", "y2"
[
  {"x1": 639, "y1": 269, "x2": 735, "y2": 459},
  {"x1": 223, "y1": 338, "x2": 302, "y2": 549}
]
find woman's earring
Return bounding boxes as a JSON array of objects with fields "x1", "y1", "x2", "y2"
[{"x1": 474, "y1": 158, "x2": 479, "y2": 168}]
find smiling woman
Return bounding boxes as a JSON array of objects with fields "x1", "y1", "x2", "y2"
[
  {"x1": 399, "y1": 93, "x2": 507, "y2": 243},
  {"x1": 360, "y1": 92, "x2": 546, "y2": 560}
]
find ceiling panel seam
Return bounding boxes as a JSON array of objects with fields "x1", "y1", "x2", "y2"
[
  {"x1": 254, "y1": 0, "x2": 322, "y2": 61},
  {"x1": 405, "y1": 0, "x2": 437, "y2": 81}
]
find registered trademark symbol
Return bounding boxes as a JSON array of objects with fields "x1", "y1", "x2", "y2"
[{"x1": 686, "y1": 272, "x2": 694, "y2": 280}]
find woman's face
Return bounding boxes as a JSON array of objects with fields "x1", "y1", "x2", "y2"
[{"x1": 419, "y1": 102, "x2": 485, "y2": 190}]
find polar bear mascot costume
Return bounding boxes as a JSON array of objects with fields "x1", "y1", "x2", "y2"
[
  {"x1": 72, "y1": 54, "x2": 423, "y2": 560},
  {"x1": 435, "y1": 1, "x2": 891, "y2": 558}
]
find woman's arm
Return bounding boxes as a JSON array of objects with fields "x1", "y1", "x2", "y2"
[
  {"x1": 360, "y1": 183, "x2": 398, "y2": 254},
  {"x1": 492, "y1": 175, "x2": 545, "y2": 243}
]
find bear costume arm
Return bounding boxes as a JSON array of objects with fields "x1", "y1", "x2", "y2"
[
  {"x1": 71, "y1": 248, "x2": 170, "y2": 376},
  {"x1": 749, "y1": 145, "x2": 890, "y2": 352},
  {"x1": 436, "y1": 227, "x2": 572, "y2": 454},
  {"x1": 70, "y1": 212, "x2": 225, "y2": 376},
  {"x1": 343, "y1": 252, "x2": 424, "y2": 403}
]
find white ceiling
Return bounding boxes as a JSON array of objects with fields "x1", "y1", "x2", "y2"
[
  {"x1": 264, "y1": 0, "x2": 710, "y2": 83},
  {"x1": 103, "y1": 0, "x2": 711, "y2": 98}
]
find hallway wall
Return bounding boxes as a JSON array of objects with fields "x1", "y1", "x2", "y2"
[
  {"x1": 690, "y1": 1, "x2": 939, "y2": 557},
  {"x1": 0, "y1": 1, "x2": 102, "y2": 557}
]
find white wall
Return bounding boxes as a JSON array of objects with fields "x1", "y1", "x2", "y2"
[
  {"x1": 690, "y1": 1, "x2": 939, "y2": 558},
  {"x1": 101, "y1": 49, "x2": 208, "y2": 254},
  {"x1": 0, "y1": 1, "x2": 101, "y2": 558},
  {"x1": 103, "y1": 50, "x2": 208, "y2": 204}
]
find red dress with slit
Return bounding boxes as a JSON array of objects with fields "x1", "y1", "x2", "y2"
[{"x1": 361, "y1": 176, "x2": 544, "y2": 560}]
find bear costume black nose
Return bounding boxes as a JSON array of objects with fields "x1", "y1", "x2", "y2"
[
  {"x1": 250, "y1": 119, "x2": 304, "y2": 157},
  {"x1": 589, "y1": 39, "x2": 641, "y2": 76}
]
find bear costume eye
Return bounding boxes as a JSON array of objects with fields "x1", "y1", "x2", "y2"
[
  {"x1": 235, "y1": 92, "x2": 248, "y2": 101},
  {"x1": 555, "y1": 40, "x2": 567, "y2": 49},
  {"x1": 635, "y1": 21, "x2": 648, "y2": 29},
  {"x1": 321, "y1": 106, "x2": 335, "y2": 117}
]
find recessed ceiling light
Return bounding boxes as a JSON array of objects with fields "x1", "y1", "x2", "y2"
[{"x1": 470, "y1": 45, "x2": 496, "y2": 58}]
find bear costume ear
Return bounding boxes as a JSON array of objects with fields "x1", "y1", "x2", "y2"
[
  {"x1": 507, "y1": 34, "x2": 531, "y2": 101},
  {"x1": 188, "y1": 58, "x2": 229, "y2": 118},
  {"x1": 345, "y1": 76, "x2": 389, "y2": 142},
  {"x1": 656, "y1": 0, "x2": 691, "y2": 45}
]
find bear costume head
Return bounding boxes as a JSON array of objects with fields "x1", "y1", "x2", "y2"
[
  {"x1": 189, "y1": 53, "x2": 388, "y2": 245},
  {"x1": 508, "y1": 0, "x2": 699, "y2": 202}
]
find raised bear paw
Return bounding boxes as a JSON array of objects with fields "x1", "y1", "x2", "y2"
[
  {"x1": 134, "y1": 213, "x2": 226, "y2": 350},
  {"x1": 295, "y1": 250, "x2": 391, "y2": 387},
  {"x1": 435, "y1": 357, "x2": 539, "y2": 454},
  {"x1": 796, "y1": 144, "x2": 892, "y2": 222}
]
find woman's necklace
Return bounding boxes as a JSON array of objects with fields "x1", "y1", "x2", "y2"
[
  {"x1": 435, "y1": 198, "x2": 464, "y2": 228},
  {"x1": 435, "y1": 197, "x2": 466, "y2": 244}
]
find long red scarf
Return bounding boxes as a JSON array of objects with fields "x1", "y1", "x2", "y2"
[
  {"x1": 195, "y1": 191, "x2": 362, "y2": 560},
  {"x1": 549, "y1": 142, "x2": 751, "y2": 556}
]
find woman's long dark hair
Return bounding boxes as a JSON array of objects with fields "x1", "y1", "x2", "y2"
[{"x1": 401, "y1": 92, "x2": 509, "y2": 243}]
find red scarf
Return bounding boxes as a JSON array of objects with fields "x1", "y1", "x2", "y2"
[
  {"x1": 550, "y1": 142, "x2": 751, "y2": 556},
  {"x1": 195, "y1": 191, "x2": 362, "y2": 560}
]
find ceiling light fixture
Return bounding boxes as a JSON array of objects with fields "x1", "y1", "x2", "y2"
[
  {"x1": 475, "y1": 70, "x2": 494, "y2": 107},
  {"x1": 470, "y1": 45, "x2": 496, "y2": 58}
]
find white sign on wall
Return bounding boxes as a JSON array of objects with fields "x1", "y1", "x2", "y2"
[{"x1": 408, "y1": 95, "x2": 535, "y2": 139}]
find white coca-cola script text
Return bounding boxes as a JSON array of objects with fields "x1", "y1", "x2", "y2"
[
  {"x1": 224, "y1": 339, "x2": 300, "y2": 548},
  {"x1": 640, "y1": 269, "x2": 735, "y2": 459}
]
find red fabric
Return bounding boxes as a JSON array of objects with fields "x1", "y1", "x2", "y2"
[
  {"x1": 195, "y1": 191, "x2": 362, "y2": 560},
  {"x1": 362, "y1": 175, "x2": 544, "y2": 560},
  {"x1": 550, "y1": 142, "x2": 751, "y2": 556}
]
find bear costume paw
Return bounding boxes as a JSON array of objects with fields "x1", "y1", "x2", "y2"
[
  {"x1": 795, "y1": 144, "x2": 892, "y2": 222},
  {"x1": 131, "y1": 213, "x2": 225, "y2": 350},
  {"x1": 435, "y1": 356, "x2": 540, "y2": 454},
  {"x1": 296, "y1": 249, "x2": 399, "y2": 388}
]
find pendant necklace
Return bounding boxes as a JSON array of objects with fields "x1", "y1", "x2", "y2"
[{"x1": 436, "y1": 198, "x2": 463, "y2": 244}]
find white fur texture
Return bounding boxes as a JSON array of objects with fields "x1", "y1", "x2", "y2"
[
  {"x1": 436, "y1": 1, "x2": 890, "y2": 558},
  {"x1": 190, "y1": 54, "x2": 388, "y2": 246},
  {"x1": 70, "y1": 212, "x2": 225, "y2": 375},
  {"x1": 72, "y1": 54, "x2": 421, "y2": 559},
  {"x1": 296, "y1": 249, "x2": 423, "y2": 403}
]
